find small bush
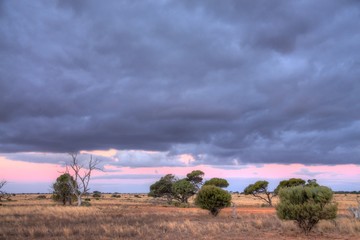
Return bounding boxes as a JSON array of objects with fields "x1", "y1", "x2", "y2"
[
  {"x1": 173, "y1": 202, "x2": 189, "y2": 208},
  {"x1": 81, "y1": 201, "x2": 91, "y2": 207},
  {"x1": 134, "y1": 194, "x2": 141, "y2": 198},
  {"x1": 111, "y1": 194, "x2": 121, "y2": 198},
  {"x1": 195, "y1": 185, "x2": 231, "y2": 216},
  {"x1": 37, "y1": 195, "x2": 47, "y2": 199},
  {"x1": 84, "y1": 198, "x2": 91, "y2": 202},
  {"x1": 92, "y1": 191, "x2": 102, "y2": 198},
  {"x1": 276, "y1": 185, "x2": 337, "y2": 235}
]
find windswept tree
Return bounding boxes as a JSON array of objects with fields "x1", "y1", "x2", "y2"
[
  {"x1": 186, "y1": 170, "x2": 204, "y2": 191},
  {"x1": 276, "y1": 185, "x2": 337, "y2": 235},
  {"x1": 149, "y1": 170, "x2": 205, "y2": 205},
  {"x1": 172, "y1": 179, "x2": 197, "y2": 203},
  {"x1": 65, "y1": 153, "x2": 101, "y2": 206},
  {"x1": 149, "y1": 174, "x2": 177, "y2": 204},
  {"x1": 244, "y1": 180, "x2": 274, "y2": 207},
  {"x1": 204, "y1": 178, "x2": 229, "y2": 188},
  {"x1": 52, "y1": 173, "x2": 76, "y2": 205}
]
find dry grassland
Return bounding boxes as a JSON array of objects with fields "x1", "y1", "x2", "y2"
[{"x1": 0, "y1": 193, "x2": 359, "y2": 240}]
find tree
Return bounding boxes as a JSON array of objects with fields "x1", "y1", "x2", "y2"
[
  {"x1": 274, "y1": 178, "x2": 306, "y2": 195},
  {"x1": 204, "y1": 178, "x2": 229, "y2": 188},
  {"x1": 244, "y1": 180, "x2": 274, "y2": 206},
  {"x1": 149, "y1": 170, "x2": 205, "y2": 205},
  {"x1": 148, "y1": 174, "x2": 177, "y2": 204},
  {"x1": 52, "y1": 173, "x2": 76, "y2": 205},
  {"x1": 276, "y1": 185, "x2": 337, "y2": 235},
  {"x1": 172, "y1": 179, "x2": 196, "y2": 203},
  {"x1": 66, "y1": 153, "x2": 101, "y2": 206},
  {"x1": 186, "y1": 170, "x2": 204, "y2": 191},
  {"x1": 0, "y1": 180, "x2": 10, "y2": 201},
  {"x1": 195, "y1": 185, "x2": 231, "y2": 216}
]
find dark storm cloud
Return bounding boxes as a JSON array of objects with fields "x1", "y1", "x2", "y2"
[{"x1": 1, "y1": 0, "x2": 360, "y2": 165}]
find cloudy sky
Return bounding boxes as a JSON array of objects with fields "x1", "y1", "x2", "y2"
[{"x1": 1, "y1": 0, "x2": 359, "y2": 193}]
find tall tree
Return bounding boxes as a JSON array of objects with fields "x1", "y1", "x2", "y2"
[{"x1": 66, "y1": 153, "x2": 101, "y2": 206}]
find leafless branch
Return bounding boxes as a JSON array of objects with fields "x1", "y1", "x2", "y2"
[{"x1": 65, "y1": 153, "x2": 102, "y2": 206}]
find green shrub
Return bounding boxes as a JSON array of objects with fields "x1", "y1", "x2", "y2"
[
  {"x1": 111, "y1": 194, "x2": 121, "y2": 198},
  {"x1": 37, "y1": 195, "x2": 47, "y2": 199},
  {"x1": 276, "y1": 185, "x2": 337, "y2": 235},
  {"x1": 195, "y1": 185, "x2": 231, "y2": 216}
]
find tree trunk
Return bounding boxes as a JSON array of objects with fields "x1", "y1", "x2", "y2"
[{"x1": 77, "y1": 194, "x2": 82, "y2": 206}]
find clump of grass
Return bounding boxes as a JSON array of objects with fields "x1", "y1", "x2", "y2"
[{"x1": 37, "y1": 195, "x2": 47, "y2": 199}]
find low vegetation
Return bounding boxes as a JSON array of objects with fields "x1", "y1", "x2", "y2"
[{"x1": 0, "y1": 193, "x2": 359, "y2": 240}]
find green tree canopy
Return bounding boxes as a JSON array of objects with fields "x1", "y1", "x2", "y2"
[
  {"x1": 172, "y1": 179, "x2": 197, "y2": 203},
  {"x1": 204, "y1": 178, "x2": 229, "y2": 188},
  {"x1": 186, "y1": 170, "x2": 205, "y2": 190},
  {"x1": 274, "y1": 178, "x2": 306, "y2": 194},
  {"x1": 148, "y1": 174, "x2": 177, "y2": 204},
  {"x1": 276, "y1": 185, "x2": 337, "y2": 235}
]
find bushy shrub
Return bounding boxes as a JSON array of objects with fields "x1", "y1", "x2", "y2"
[
  {"x1": 111, "y1": 194, "x2": 121, "y2": 198},
  {"x1": 195, "y1": 185, "x2": 231, "y2": 216},
  {"x1": 52, "y1": 173, "x2": 77, "y2": 205},
  {"x1": 276, "y1": 185, "x2": 337, "y2": 235},
  {"x1": 81, "y1": 201, "x2": 91, "y2": 207}
]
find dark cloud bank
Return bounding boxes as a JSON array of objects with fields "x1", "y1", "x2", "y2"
[{"x1": 1, "y1": 0, "x2": 360, "y2": 165}]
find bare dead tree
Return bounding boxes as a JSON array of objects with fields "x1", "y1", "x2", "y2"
[
  {"x1": 65, "y1": 153, "x2": 102, "y2": 206},
  {"x1": 0, "y1": 180, "x2": 10, "y2": 202},
  {"x1": 348, "y1": 197, "x2": 360, "y2": 220}
]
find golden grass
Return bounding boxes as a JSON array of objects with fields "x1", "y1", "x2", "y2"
[{"x1": 0, "y1": 193, "x2": 359, "y2": 240}]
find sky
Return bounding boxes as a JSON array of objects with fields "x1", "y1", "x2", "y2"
[{"x1": 0, "y1": 0, "x2": 359, "y2": 193}]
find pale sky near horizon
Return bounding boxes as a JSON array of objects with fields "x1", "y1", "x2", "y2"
[{"x1": 1, "y1": 1, "x2": 360, "y2": 193}]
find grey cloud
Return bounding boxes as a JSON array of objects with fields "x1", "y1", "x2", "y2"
[
  {"x1": 293, "y1": 168, "x2": 325, "y2": 177},
  {"x1": 0, "y1": 0, "x2": 360, "y2": 165}
]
